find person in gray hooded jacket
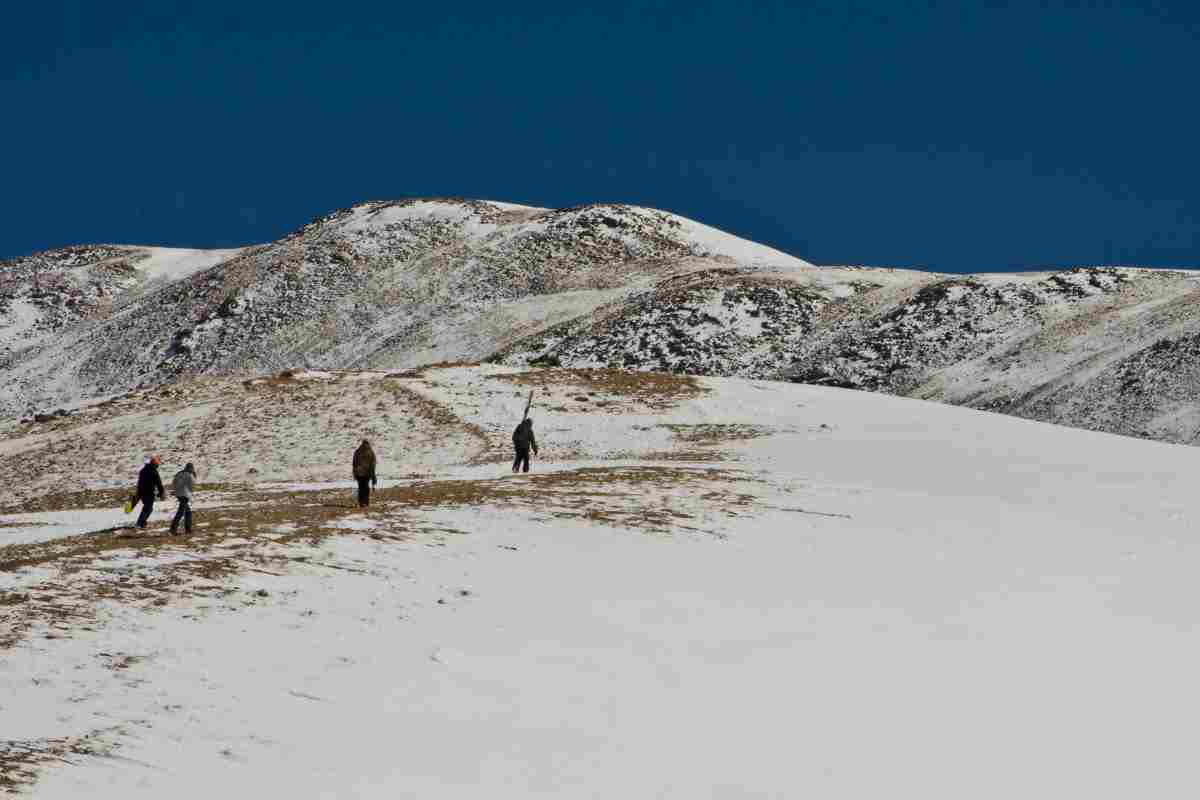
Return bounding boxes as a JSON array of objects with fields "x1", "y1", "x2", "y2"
[{"x1": 170, "y1": 463, "x2": 196, "y2": 535}]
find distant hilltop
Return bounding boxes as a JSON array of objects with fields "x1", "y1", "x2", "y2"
[{"x1": 2, "y1": 197, "x2": 1199, "y2": 446}]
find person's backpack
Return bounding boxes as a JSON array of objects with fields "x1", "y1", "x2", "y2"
[{"x1": 353, "y1": 445, "x2": 375, "y2": 478}]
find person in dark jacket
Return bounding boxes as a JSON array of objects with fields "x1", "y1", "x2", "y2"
[
  {"x1": 512, "y1": 418, "x2": 538, "y2": 473},
  {"x1": 135, "y1": 456, "x2": 165, "y2": 528},
  {"x1": 170, "y1": 462, "x2": 196, "y2": 535},
  {"x1": 352, "y1": 439, "x2": 378, "y2": 508}
]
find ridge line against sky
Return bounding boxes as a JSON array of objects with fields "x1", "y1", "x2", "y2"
[{"x1": 2, "y1": 0, "x2": 1199, "y2": 272}]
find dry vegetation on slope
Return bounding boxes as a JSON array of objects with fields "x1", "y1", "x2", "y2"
[
  {"x1": 5, "y1": 197, "x2": 1200, "y2": 448},
  {"x1": 0, "y1": 365, "x2": 785, "y2": 791}
]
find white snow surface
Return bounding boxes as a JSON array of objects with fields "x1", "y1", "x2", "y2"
[
  {"x1": 129, "y1": 246, "x2": 247, "y2": 282},
  {"x1": 668, "y1": 212, "x2": 811, "y2": 268},
  {"x1": 4, "y1": 367, "x2": 1200, "y2": 797},
  {"x1": 0, "y1": 299, "x2": 41, "y2": 341},
  {"x1": 0, "y1": 493, "x2": 254, "y2": 547}
]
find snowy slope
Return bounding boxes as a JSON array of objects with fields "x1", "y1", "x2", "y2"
[
  {"x1": 4, "y1": 366, "x2": 1200, "y2": 797},
  {"x1": 497, "y1": 265, "x2": 1200, "y2": 445},
  {"x1": 124, "y1": 247, "x2": 246, "y2": 283},
  {"x1": 0, "y1": 245, "x2": 246, "y2": 358},
  {"x1": 0, "y1": 200, "x2": 810, "y2": 419},
  {"x1": 4, "y1": 198, "x2": 1200, "y2": 449}
]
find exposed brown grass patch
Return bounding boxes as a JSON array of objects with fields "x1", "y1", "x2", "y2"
[
  {"x1": 633, "y1": 450, "x2": 736, "y2": 462},
  {"x1": 0, "y1": 488, "x2": 349, "y2": 576},
  {"x1": 2, "y1": 466, "x2": 744, "y2": 575},
  {"x1": 493, "y1": 368, "x2": 707, "y2": 410},
  {"x1": 0, "y1": 591, "x2": 30, "y2": 607},
  {"x1": 0, "y1": 483, "x2": 251, "y2": 516},
  {"x1": 386, "y1": 361, "x2": 481, "y2": 380},
  {"x1": 700, "y1": 489, "x2": 758, "y2": 507},
  {"x1": 100, "y1": 652, "x2": 142, "y2": 671},
  {"x1": 557, "y1": 506, "x2": 696, "y2": 530},
  {"x1": 373, "y1": 465, "x2": 747, "y2": 537},
  {"x1": 0, "y1": 729, "x2": 118, "y2": 794},
  {"x1": 378, "y1": 465, "x2": 729, "y2": 507},
  {"x1": 162, "y1": 557, "x2": 243, "y2": 583},
  {"x1": 0, "y1": 496, "x2": 340, "y2": 650},
  {"x1": 246, "y1": 369, "x2": 299, "y2": 389},
  {"x1": 387, "y1": 383, "x2": 481, "y2": 435},
  {"x1": 660, "y1": 424, "x2": 774, "y2": 445},
  {"x1": 381, "y1": 380, "x2": 492, "y2": 461},
  {"x1": 0, "y1": 465, "x2": 756, "y2": 653},
  {"x1": 0, "y1": 488, "x2": 134, "y2": 517}
]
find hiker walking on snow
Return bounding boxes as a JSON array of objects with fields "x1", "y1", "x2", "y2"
[
  {"x1": 353, "y1": 439, "x2": 378, "y2": 508},
  {"x1": 134, "y1": 456, "x2": 165, "y2": 529},
  {"x1": 170, "y1": 462, "x2": 196, "y2": 535},
  {"x1": 512, "y1": 418, "x2": 538, "y2": 474}
]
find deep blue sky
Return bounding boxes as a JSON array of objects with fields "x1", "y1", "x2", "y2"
[{"x1": 4, "y1": 1, "x2": 1199, "y2": 271}]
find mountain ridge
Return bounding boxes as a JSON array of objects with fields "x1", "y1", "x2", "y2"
[{"x1": 2, "y1": 197, "x2": 1198, "y2": 446}]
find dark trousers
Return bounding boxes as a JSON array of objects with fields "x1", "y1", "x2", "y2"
[
  {"x1": 512, "y1": 448, "x2": 531, "y2": 473},
  {"x1": 171, "y1": 497, "x2": 192, "y2": 533},
  {"x1": 356, "y1": 477, "x2": 371, "y2": 507},
  {"x1": 136, "y1": 495, "x2": 155, "y2": 528}
]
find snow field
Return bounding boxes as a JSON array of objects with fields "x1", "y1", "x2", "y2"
[{"x1": 4, "y1": 366, "x2": 1200, "y2": 797}]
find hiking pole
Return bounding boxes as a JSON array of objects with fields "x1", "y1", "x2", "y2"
[{"x1": 522, "y1": 389, "x2": 534, "y2": 421}]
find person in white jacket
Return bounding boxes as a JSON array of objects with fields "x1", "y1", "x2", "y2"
[{"x1": 170, "y1": 463, "x2": 196, "y2": 535}]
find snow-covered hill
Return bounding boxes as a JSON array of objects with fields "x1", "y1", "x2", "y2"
[
  {"x1": 495, "y1": 265, "x2": 1200, "y2": 444},
  {"x1": 0, "y1": 246, "x2": 244, "y2": 355},
  {"x1": 3, "y1": 197, "x2": 1199, "y2": 446},
  {"x1": 4, "y1": 365, "x2": 1200, "y2": 796},
  {"x1": 0, "y1": 200, "x2": 809, "y2": 419}
]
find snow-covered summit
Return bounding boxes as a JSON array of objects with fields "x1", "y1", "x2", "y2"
[{"x1": 293, "y1": 198, "x2": 812, "y2": 270}]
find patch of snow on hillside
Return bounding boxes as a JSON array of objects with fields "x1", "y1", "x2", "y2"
[
  {"x1": 0, "y1": 299, "x2": 42, "y2": 347},
  {"x1": 324, "y1": 515, "x2": 379, "y2": 531},
  {"x1": 671, "y1": 212, "x2": 813, "y2": 269},
  {"x1": 133, "y1": 247, "x2": 246, "y2": 282}
]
